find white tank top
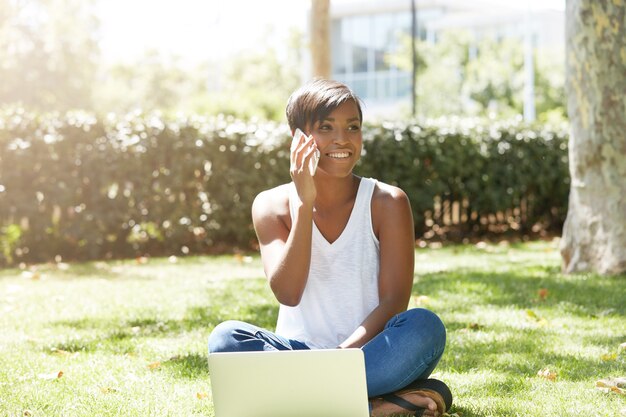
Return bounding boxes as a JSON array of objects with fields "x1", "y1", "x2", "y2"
[{"x1": 275, "y1": 177, "x2": 380, "y2": 349}]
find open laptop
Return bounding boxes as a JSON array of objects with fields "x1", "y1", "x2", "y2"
[{"x1": 208, "y1": 349, "x2": 370, "y2": 417}]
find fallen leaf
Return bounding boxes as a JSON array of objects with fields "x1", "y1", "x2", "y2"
[
  {"x1": 596, "y1": 378, "x2": 626, "y2": 395},
  {"x1": 537, "y1": 367, "x2": 557, "y2": 381},
  {"x1": 196, "y1": 392, "x2": 208, "y2": 400},
  {"x1": 460, "y1": 323, "x2": 483, "y2": 333},
  {"x1": 23, "y1": 410, "x2": 33, "y2": 416},
  {"x1": 525, "y1": 309, "x2": 548, "y2": 326},
  {"x1": 610, "y1": 386, "x2": 625, "y2": 395},
  {"x1": 136, "y1": 256, "x2": 148, "y2": 264},
  {"x1": 601, "y1": 353, "x2": 617, "y2": 362},
  {"x1": 538, "y1": 288, "x2": 549, "y2": 300},
  {"x1": 38, "y1": 370, "x2": 63, "y2": 380},
  {"x1": 50, "y1": 348, "x2": 72, "y2": 356},
  {"x1": 147, "y1": 361, "x2": 161, "y2": 370},
  {"x1": 100, "y1": 386, "x2": 118, "y2": 394},
  {"x1": 526, "y1": 309, "x2": 539, "y2": 319},
  {"x1": 596, "y1": 377, "x2": 626, "y2": 388}
]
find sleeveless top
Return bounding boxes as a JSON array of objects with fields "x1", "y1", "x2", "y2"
[{"x1": 275, "y1": 177, "x2": 380, "y2": 349}]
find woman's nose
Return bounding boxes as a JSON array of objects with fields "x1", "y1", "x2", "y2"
[{"x1": 333, "y1": 131, "x2": 349, "y2": 144}]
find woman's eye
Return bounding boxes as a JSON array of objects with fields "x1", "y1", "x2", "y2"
[
  {"x1": 319, "y1": 124, "x2": 332, "y2": 131},
  {"x1": 348, "y1": 125, "x2": 360, "y2": 131}
]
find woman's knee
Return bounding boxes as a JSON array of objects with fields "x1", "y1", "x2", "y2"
[
  {"x1": 403, "y1": 308, "x2": 446, "y2": 346},
  {"x1": 208, "y1": 320, "x2": 246, "y2": 353}
]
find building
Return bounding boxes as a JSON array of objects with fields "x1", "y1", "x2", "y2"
[{"x1": 322, "y1": 0, "x2": 565, "y2": 119}]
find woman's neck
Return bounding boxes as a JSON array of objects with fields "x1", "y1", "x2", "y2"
[{"x1": 313, "y1": 174, "x2": 360, "y2": 210}]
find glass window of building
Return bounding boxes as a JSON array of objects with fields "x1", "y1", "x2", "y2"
[{"x1": 331, "y1": 11, "x2": 413, "y2": 103}]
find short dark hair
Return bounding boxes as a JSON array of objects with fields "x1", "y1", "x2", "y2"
[{"x1": 285, "y1": 79, "x2": 363, "y2": 133}]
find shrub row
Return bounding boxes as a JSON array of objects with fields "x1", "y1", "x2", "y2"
[{"x1": 0, "y1": 109, "x2": 569, "y2": 265}]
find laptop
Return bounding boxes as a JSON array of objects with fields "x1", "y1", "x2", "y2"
[{"x1": 208, "y1": 349, "x2": 370, "y2": 417}]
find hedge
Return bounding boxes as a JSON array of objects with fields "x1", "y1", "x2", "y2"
[{"x1": 0, "y1": 109, "x2": 569, "y2": 265}]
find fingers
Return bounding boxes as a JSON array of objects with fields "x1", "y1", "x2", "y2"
[
  {"x1": 290, "y1": 131, "x2": 317, "y2": 175},
  {"x1": 302, "y1": 142, "x2": 319, "y2": 176},
  {"x1": 290, "y1": 129, "x2": 305, "y2": 166}
]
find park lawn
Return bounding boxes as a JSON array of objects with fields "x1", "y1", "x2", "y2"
[{"x1": 0, "y1": 240, "x2": 624, "y2": 417}]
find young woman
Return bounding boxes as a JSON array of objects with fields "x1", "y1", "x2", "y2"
[{"x1": 208, "y1": 79, "x2": 451, "y2": 417}]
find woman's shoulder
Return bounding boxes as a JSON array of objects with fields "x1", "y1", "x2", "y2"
[
  {"x1": 370, "y1": 179, "x2": 413, "y2": 236},
  {"x1": 370, "y1": 179, "x2": 410, "y2": 205},
  {"x1": 252, "y1": 183, "x2": 292, "y2": 221}
]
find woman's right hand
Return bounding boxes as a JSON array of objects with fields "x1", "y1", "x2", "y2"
[{"x1": 290, "y1": 129, "x2": 318, "y2": 208}]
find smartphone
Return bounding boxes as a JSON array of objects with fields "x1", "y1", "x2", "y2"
[{"x1": 292, "y1": 128, "x2": 320, "y2": 176}]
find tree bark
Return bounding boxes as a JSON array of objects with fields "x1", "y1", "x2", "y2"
[
  {"x1": 560, "y1": 0, "x2": 626, "y2": 274},
  {"x1": 310, "y1": 0, "x2": 331, "y2": 79}
]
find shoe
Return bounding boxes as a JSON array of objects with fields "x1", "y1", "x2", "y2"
[{"x1": 375, "y1": 378, "x2": 453, "y2": 416}]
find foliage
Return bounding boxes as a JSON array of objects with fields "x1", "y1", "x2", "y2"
[
  {"x1": 359, "y1": 117, "x2": 570, "y2": 237},
  {"x1": 0, "y1": 242, "x2": 624, "y2": 416},
  {"x1": 0, "y1": 223, "x2": 21, "y2": 264},
  {"x1": 196, "y1": 28, "x2": 303, "y2": 121},
  {"x1": 1, "y1": 2, "x2": 301, "y2": 121},
  {"x1": 0, "y1": 109, "x2": 569, "y2": 265},
  {"x1": 93, "y1": 51, "x2": 202, "y2": 116},
  {"x1": 390, "y1": 30, "x2": 566, "y2": 121},
  {"x1": 0, "y1": 0, "x2": 100, "y2": 111},
  {"x1": 0, "y1": 108, "x2": 291, "y2": 265},
  {"x1": 92, "y1": 43, "x2": 302, "y2": 121},
  {"x1": 92, "y1": 28, "x2": 303, "y2": 120}
]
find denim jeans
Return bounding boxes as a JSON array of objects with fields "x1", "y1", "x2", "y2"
[{"x1": 208, "y1": 308, "x2": 446, "y2": 397}]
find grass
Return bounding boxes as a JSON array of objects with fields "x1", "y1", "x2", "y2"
[{"x1": 0, "y1": 240, "x2": 624, "y2": 417}]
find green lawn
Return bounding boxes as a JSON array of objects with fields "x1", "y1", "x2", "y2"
[{"x1": 0, "y1": 240, "x2": 624, "y2": 416}]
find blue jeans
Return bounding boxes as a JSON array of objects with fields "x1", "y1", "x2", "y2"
[{"x1": 208, "y1": 308, "x2": 446, "y2": 397}]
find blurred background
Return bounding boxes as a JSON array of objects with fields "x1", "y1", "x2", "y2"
[
  {"x1": 0, "y1": 0, "x2": 566, "y2": 122},
  {"x1": 0, "y1": 0, "x2": 571, "y2": 264}
]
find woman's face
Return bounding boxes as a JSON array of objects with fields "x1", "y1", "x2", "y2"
[{"x1": 307, "y1": 100, "x2": 362, "y2": 178}]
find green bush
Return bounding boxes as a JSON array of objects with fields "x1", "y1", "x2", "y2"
[
  {"x1": 0, "y1": 109, "x2": 569, "y2": 265},
  {"x1": 359, "y1": 118, "x2": 570, "y2": 237}
]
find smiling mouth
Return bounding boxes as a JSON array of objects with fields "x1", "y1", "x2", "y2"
[{"x1": 326, "y1": 151, "x2": 351, "y2": 159}]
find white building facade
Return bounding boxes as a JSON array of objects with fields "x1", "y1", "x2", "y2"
[{"x1": 320, "y1": 0, "x2": 565, "y2": 119}]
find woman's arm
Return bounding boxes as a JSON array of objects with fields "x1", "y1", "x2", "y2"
[
  {"x1": 251, "y1": 133, "x2": 319, "y2": 307},
  {"x1": 252, "y1": 190, "x2": 313, "y2": 306},
  {"x1": 338, "y1": 184, "x2": 415, "y2": 348}
]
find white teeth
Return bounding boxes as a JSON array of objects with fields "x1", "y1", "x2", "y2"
[{"x1": 328, "y1": 152, "x2": 350, "y2": 159}]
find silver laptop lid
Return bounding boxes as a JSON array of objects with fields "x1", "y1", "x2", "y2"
[{"x1": 208, "y1": 349, "x2": 370, "y2": 417}]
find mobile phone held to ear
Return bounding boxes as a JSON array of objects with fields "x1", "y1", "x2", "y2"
[{"x1": 293, "y1": 128, "x2": 320, "y2": 176}]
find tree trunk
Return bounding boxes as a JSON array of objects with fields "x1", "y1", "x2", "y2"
[
  {"x1": 560, "y1": 0, "x2": 626, "y2": 274},
  {"x1": 310, "y1": 0, "x2": 331, "y2": 79}
]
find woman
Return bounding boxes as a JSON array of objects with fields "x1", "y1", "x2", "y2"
[{"x1": 208, "y1": 79, "x2": 451, "y2": 416}]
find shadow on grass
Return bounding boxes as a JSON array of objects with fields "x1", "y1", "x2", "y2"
[
  {"x1": 449, "y1": 406, "x2": 482, "y2": 417},
  {"x1": 413, "y1": 266, "x2": 626, "y2": 394},
  {"x1": 414, "y1": 268, "x2": 625, "y2": 316},
  {"x1": 440, "y1": 323, "x2": 623, "y2": 381},
  {"x1": 162, "y1": 353, "x2": 209, "y2": 379}
]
